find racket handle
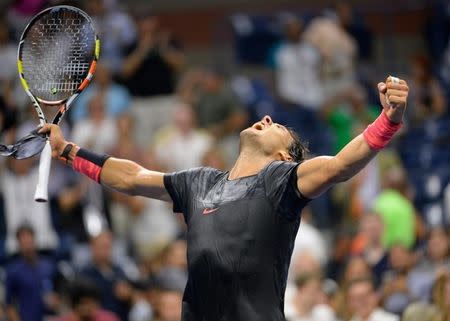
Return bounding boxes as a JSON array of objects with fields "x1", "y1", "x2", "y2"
[{"x1": 34, "y1": 140, "x2": 52, "y2": 202}]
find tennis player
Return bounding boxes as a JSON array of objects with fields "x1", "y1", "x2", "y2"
[{"x1": 40, "y1": 76, "x2": 408, "y2": 321}]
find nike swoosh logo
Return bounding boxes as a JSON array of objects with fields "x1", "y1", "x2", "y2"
[{"x1": 202, "y1": 207, "x2": 218, "y2": 215}]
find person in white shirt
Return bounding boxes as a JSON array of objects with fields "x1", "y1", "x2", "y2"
[
  {"x1": 285, "y1": 272, "x2": 337, "y2": 321},
  {"x1": 72, "y1": 93, "x2": 118, "y2": 153},
  {"x1": 347, "y1": 277, "x2": 399, "y2": 321},
  {"x1": 153, "y1": 102, "x2": 212, "y2": 171},
  {"x1": 2, "y1": 123, "x2": 58, "y2": 255},
  {"x1": 272, "y1": 15, "x2": 324, "y2": 111}
]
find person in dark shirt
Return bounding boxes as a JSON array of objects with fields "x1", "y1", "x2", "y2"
[
  {"x1": 120, "y1": 12, "x2": 184, "y2": 97},
  {"x1": 5, "y1": 224, "x2": 58, "y2": 321},
  {"x1": 80, "y1": 230, "x2": 133, "y2": 321},
  {"x1": 55, "y1": 278, "x2": 120, "y2": 321},
  {"x1": 41, "y1": 76, "x2": 408, "y2": 321}
]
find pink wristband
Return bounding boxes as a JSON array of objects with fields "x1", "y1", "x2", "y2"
[
  {"x1": 73, "y1": 156, "x2": 102, "y2": 183},
  {"x1": 363, "y1": 112, "x2": 402, "y2": 150}
]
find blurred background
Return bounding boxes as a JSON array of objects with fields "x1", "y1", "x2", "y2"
[{"x1": 0, "y1": 0, "x2": 450, "y2": 320}]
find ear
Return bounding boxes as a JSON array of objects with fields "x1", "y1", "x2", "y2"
[{"x1": 278, "y1": 151, "x2": 293, "y2": 162}]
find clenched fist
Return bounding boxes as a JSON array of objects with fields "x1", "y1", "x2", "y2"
[{"x1": 378, "y1": 76, "x2": 409, "y2": 124}]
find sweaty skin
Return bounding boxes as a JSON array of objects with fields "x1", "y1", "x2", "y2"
[
  {"x1": 39, "y1": 76, "x2": 408, "y2": 321},
  {"x1": 41, "y1": 77, "x2": 407, "y2": 201}
]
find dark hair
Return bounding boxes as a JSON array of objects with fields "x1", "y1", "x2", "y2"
[
  {"x1": 69, "y1": 278, "x2": 101, "y2": 307},
  {"x1": 15, "y1": 223, "x2": 34, "y2": 240},
  {"x1": 287, "y1": 128, "x2": 308, "y2": 163}
]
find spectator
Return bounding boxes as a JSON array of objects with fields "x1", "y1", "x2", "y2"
[
  {"x1": 334, "y1": 1, "x2": 373, "y2": 61},
  {"x1": 178, "y1": 67, "x2": 248, "y2": 165},
  {"x1": 408, "y1": 55, "x2": 447, "y2": 126},
  {"x1": 152, "y1": 268, "x2": 187, "y2": 321},
  {"x1": 107, "y1": 114, "x2": 179, "y2": 256},
  {"x1": 178, "y1": 68, "x2": 248, "y2": 139},
  {"x1": 163, "y1": 239, "x2": 187, "y2": 271},
  {"x1": 432, "y1": 273, "x2": 450, "y2": 321},
  {"x1": 286, "y1": 252, "x2": 322, "y2": 318},
  {"x1": 351, "y1": 213, "x2": 389, "y2": 286},
  {"x1": 6, "y1": 0, "x2": 47, "y2": 40},
  {"x1": 71, "y1": 63, "x2": 131, "y2": 123},
  {"x1": 382, "y1": 243, "x2": 431, "y2": 314},
  {"x1": 290, "y1": 207, "x2": 328, "y2": 270},
  {"x1": 290, "y1": 251, "x2": 322, "y2": 280},
  {"x1": 286, "y1": 272, "x2": 337, "y2": 321},
  {"x1": 402, "y1": 302, "x2": 443, "y2": 321},
  {"x1": 303, "y1": 10, "x2": 357, "y2": 98},
  {"x1": 398, "y1": 227, "x2": 450, "y2": 307},
  {"x1": 0, "y1": 18, "x2": 17, "y2": 84},
  {"x1": 5, "y1": 224, "x2": 58, "y2": 321},
  {"x1": 153, "y1": 102, "x2": 213, "y2": 171},
  {"x1": 416, "y1": 227, "x2": 450, "y2": 275},
  {"x1": 71, "y1": 93, "x2": 118, "y2": 153},
  {"x1": 270, "y1": 14, "x2": 324, "y2": 111},
  {"x1": 81, "y1": 230, "x2": 134, "y2": 321},
  {"x1": 2, "y1": 122, "x2": 58, "y2": 255},
  {"x1": 55, "y1": 278, "x2": 120, "y2": 321},
  {"x1": 373, "y1": 166, "x2": 416, "y2": 249},
  {"x1": 347, "y1": 278, "x2": 399, "y2": 321},
  {"x1": 268, "y1": 13, "x2": 333, "y2": 156},
  {"x1": 342, "y1": 256, "x2": 373, "y2": 285},
  {"x1": 120, "y1": 11, "x2": 184, "y2": 97},
  {"x1": 321, "y1": 86, "x2": 378, "y2": 154},
  {"x1": 0, "y1": 89, "x2": 17, "y2": 135},
  {"x1": 333, "y1": 256, "x2": 374, "y2": 321},
  {"x1": 84, "y1": 0, "x2": 136, "y2": 71}
]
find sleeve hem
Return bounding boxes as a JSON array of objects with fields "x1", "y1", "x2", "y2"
[{"x1": 163, "y1": 174, "x2": 182, "y2": 213}]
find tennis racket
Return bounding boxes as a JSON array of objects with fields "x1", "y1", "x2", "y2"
[{"x1": 17, "y1": 5, "x2": 99, "y2": 202}]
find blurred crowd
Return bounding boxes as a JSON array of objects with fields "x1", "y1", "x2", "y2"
[{"x1": 0, "y1": 0, "x2": 450, "y2": 321}]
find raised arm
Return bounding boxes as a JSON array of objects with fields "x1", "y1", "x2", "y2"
[
  {"x1": 297, "y1": 77, "x2": 409, "y2": 199},
  {"x1": 39, "y1": 124, "x2": 171, "y2": 202}
]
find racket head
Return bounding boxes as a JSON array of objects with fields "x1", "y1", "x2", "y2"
[{"x1": 17, "y1": 5, "x2": 100, "y2": 106}]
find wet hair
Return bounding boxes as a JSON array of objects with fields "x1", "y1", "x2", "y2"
[{"x1": 287, "y1": 128, "x2": 309, "y2": 163}]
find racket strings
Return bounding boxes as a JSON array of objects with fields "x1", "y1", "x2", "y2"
[{"x1": 21, "y1": 8, "x2": 95, "y2": 102}]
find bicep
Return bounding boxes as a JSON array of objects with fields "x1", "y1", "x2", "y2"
[
  {"x1": 297, "y1": 134, "x2": 377, "y2": 198},
  {"x1": 296, "y1": 156, "x2": 337, "y2": 199},
  {"x1": 100, "y1": 158, "x2": 170, "y2": 202},
  {"x1": 131, "y1": 168, "x2": 171, "y2": 202}
]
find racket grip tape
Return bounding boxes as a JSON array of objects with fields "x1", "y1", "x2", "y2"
[{"x1": 34, "y1": 139, "x2": 52, "y2": 202}]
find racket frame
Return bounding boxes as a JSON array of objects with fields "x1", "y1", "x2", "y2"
[{"x1": 17, "y1": 5, "x2": 100, "y2": 202}]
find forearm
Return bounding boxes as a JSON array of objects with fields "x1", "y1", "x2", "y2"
[
  {"x1": 331, "y1": 134, "x2": 377, "y2": 182},
  {"x1": 298, "y1": 111, "x2": 402, "y2": 198},
  {"x1": 329, "y1": 110, "x2": 402, "y2": 181},
  {"x1": 121, "y1": 48, "x2": 148, "y2": 78},
  {"x1": 62, "y1": 144, "x2": 168, "y2": 200},
  {"x1": 161, "y1": 49, "x2": 185, "y2": 71}
]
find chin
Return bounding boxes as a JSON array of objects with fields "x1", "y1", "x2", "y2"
[{"x1": 240, "y1": 127, "x2": 263, "y2": 149}]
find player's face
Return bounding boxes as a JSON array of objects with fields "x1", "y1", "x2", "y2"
[{"x1": 240, "y1": 115, "x2": 293, "y2": 161}]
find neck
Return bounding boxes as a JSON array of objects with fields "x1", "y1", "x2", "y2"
[
  {"x1": 95, "y1": 259, "x2": 111, "y2": 272},
  {"x1": 294, "y1": 293, "x2": 313, "y2": 317},
  {"x1": 23, "y1": 251, "x2": 37, "y2": 263},
  {"x1": 228, "y1": 150, "x2": 274, "y2": 180}
]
